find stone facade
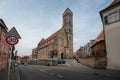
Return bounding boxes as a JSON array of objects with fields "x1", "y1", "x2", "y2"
[
  {"x1": 79, "y1": 57, "x2": 106, "y2": 69},
  {"x1": 100, "y1": 0, "x2": 120, "y2": 70},
  {"x1": 91, "y1": 40, "x2": 106, "y2": 57},
  {"x1": 35, "y1": 8, "x2": 73, "y2": 60},
  {"x1": 91, "y1": 31, "x2": 106, "y2": 57},
  {"x1": 76, "y1": 47, "x2": 83, "y2": 58}
]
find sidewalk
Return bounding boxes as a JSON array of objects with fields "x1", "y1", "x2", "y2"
[
  {"x1": 0, "y1": 67, "x2": 20, "y2": 80},
  {"x1": 0, "y1": 69, "x2": 8, "y2": 80}
]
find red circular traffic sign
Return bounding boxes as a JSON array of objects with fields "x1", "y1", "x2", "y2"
[{"x1": 5, "y1": 36, "x2": 19, "y2": 45}]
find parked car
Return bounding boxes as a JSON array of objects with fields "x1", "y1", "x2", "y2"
[
  {"x1": 57, "y1": 59, "x2": 65, "y2": 64},
  {"x1": 75, "y1": 57, "x2": 80, "y2": 63},
  {"x1": 24, "y1": 62, "x2": 28, "y2": 66}
]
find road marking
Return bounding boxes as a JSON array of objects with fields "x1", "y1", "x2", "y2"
[
  {"x1": 49, "y1": 73, "x2": 54, "y2": 75},
  {"x1": 40, "y1": 69, "x2": 48, "y2": 73},
  {"x1": 56, "y1": 75, "x2": 63, "y2": 78}
]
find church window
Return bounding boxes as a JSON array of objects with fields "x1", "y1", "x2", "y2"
[
  {"x1": 61, "y1": 39, "x2": 64, "y2": 46},
  {"x1": 69, "y1": 36, "x2": 71, "y2": 40},
  {"x1": 64, "y1": 29, "x2": 67, "y2": 33},
  {"x1": 69, "y1": 29, "x2": 71, "y2": 32},
  {"x1": 70, "y1": 43, "x2": 71, "y2": 46},
  {"x1": 64, "y1": 18, "x2": 66, "y2": 24}
]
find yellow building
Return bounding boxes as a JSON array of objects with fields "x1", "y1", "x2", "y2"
[{"x1": 36, "y1": 8, "x2": 73, "y2": 59}]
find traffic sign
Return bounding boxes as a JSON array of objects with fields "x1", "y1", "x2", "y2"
[
  {"x1": 5, "y1": 36, "x2": 19, "y2": 45},
  {"x1": 5, "y1": 27, "x2": 21, "y2": 39}
]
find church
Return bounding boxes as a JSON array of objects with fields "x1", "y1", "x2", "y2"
[{"x1": 34, "y1": 8, "x2": 73, "y2": 59}]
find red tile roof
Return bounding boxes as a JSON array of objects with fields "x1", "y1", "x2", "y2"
[
  {"x1": 109, "y1": 0, "x2": 120, "y2": 7},
  {"x1": 96, "y1": 31, "x2": 104, "y2": 41},
  {"x1": 39, "y1": 38, "x2": 45, "y2": 44},
  {"x1": 39, "y1": 29, "x2": 61, "y2": 45}
]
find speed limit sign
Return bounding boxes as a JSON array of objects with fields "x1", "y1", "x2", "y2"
[{"x1": 5, "y1": 36, "x2": 19, "y2": 45}]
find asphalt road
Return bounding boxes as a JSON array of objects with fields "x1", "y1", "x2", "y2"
[{"x1": 18, "y1": 65, "x2": 120, "y2": 80}]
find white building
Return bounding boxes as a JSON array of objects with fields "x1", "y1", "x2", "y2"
[
  {"x1": 82, "y1": 40, "x2": 95, "y2": 57},
  {"x1": 100, "y1": 0, "x2": 120, "y2": 70}
]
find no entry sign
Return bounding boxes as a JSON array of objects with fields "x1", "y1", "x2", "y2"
[{"x1": 5, "y1": 36, "x2": 19, "y2": 45}]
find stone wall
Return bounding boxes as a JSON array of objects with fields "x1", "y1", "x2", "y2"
[
  {"x1": 29, "y1": 59, "x2": 58, "y2": 66},
  {"x1": 0, "y1": 62, "x2": 7, "y2": 71},
  {"x1": 79, "y1": 57, "x2": 106, "y2": 69}
]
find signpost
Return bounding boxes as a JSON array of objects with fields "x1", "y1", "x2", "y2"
[{"x1": 5, "y1": 27, "x2": 21, "y2": 80}]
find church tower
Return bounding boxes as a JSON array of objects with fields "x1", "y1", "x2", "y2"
[{"x1": 62, "y1": 8, "x2": 73, "y2": 58}]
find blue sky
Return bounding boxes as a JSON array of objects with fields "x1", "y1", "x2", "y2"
[{"x1": 0, "y1": 0, "x2": 113, "y2": 56}]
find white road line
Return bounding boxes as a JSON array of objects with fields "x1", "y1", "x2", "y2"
[
  {"x1": 56, "y1": 75, "x2": 63, "y2": 78},
  {"x1": 40, "y1": 70, "x2": 48, "y2": 73}
]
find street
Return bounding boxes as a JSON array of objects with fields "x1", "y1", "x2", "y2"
[{"x1": 18, "y1": 63, "x2": 120, "y2": 80}]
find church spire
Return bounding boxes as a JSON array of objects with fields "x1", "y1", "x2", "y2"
[{"x1": 63, "y1": 8, "x2": 73, "y2": 16}]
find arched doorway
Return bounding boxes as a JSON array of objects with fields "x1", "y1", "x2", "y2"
[
  {"x1": 61, "y1": 53, "x2": 66, "y2": 59},
  {"x1": 61, "y1": 53, "x2": 64, "y2": 59}
]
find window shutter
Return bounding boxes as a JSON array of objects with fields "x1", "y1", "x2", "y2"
[{"x1": 104, "y1": 16, "x2": 108, "y2": 24}]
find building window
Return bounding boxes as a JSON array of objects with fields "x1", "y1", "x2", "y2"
[
  {"x1": 108, "y1": 11, "x2": 119, "y2": 23},
  {"x1": 104, "y1": 10, "x2": 120, "y2": 24},
  {"x1": 104, "y1": 16, "x2": 108, "y2": 24},
  {"x1": 1, "y1": 32, "x2": 5, "y2": 40}
]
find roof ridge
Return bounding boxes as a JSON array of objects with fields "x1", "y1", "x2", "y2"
[
  {"x1": 39, "y1": 28, "x2": 61, "y2": 45},
  {"x1": 109, "y1": 0, "x2": 120, "y2": 7},
  {"x1": 0, "y1": 18, "x2": 8, "y2": 30}
]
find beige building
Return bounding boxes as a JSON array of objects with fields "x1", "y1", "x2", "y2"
[
  {"x1": 100, "y1": 0, "x2": 120, "y2": 70},
  {"x1": 36, "y1": 8, "x2": 73, "y2": 59}
]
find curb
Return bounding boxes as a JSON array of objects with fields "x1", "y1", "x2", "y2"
[
  {"x1": 9, "y1": 67, "x2": 20, "y2": 80},
  {"x1": 17, "y1": 68, "x2": 20, "y2": 80}
]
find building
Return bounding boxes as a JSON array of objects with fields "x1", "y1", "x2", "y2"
[
  {"x1": 21, "y1": 56, "x2": 30, "y2": 64},
  {"x1": 82, "y1": 40, "x2": 95, "y2": 57},
  {"x1": 35, "y1": 8, "x2": 73, "y2": 60},
  {"x1": 16, "y1": 56, "x2": 22, "y2": 64},
  {"x1": 91, "y1": 40, "x2": 105, "y2": 57},
  {"x1": 91, "y1": 31, "x2": 106, "y2": 57},
  {"x1": 76, "y1": 47, "x2": 83, "y2": 58},
  {"x1": 100, "y1": 0, "x2": 120, "y2": 70},
  {"x1": 32, "y1": 48, "x2": 38, "y2": 59},
  {"x1": 0, "y1": 18, "x2": 10, "y2": 71},
  {"x1": 91, "y1": 31, "x2": 106, "y2": 69}
]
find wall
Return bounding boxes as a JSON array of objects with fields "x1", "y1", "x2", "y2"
[
  {"x1": 79, "y1": 57, "x2": 106, "y2": 69},
  {"x1": 29, "y1": 59, "x2": 57, "y2": 66},
  {"x1": 102, "y1": 6, "x2": 120, "y2": 70}
]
